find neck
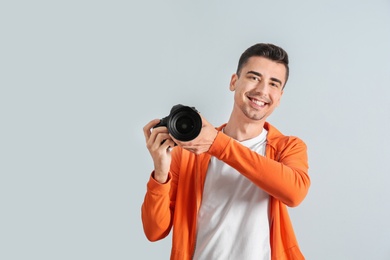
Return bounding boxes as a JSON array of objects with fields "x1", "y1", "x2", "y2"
[{"x1": 224, "y1": 113, "x2": 265, "y2": 142}]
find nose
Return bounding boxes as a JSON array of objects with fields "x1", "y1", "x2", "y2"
[{"x1": 255, "y1": 80, "x2": 269, "y2": 96}]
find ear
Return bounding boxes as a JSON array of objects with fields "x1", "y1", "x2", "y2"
[{"x1": 229, "y1": 74, "x2": 238, "y2": 91}]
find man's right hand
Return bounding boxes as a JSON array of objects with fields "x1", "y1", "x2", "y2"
[{"x1": 143, "y1": 119, "x2": 175, "y2": 183}]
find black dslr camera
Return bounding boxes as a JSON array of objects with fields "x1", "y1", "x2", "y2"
[{"x1": 154, "y1": 104, "x2": 202, "y2": 142}]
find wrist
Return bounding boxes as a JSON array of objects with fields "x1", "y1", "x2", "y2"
[{"x1": 153, "y1": 171, "x2": 169, "y2": 184}]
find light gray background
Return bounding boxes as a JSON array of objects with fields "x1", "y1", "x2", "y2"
[{"x1": 1, "y1": 0, "x2": 390, "y2": 259}]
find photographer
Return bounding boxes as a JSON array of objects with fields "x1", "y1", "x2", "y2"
[{"x1": 142, "y1": 43, "x2": 310, "y2": 260}]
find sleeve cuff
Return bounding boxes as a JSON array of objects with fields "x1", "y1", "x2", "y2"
[
  {"x1": 207, "y1": 131, "x2": 232, "y2": 159},
  {"x1": 146, "y1": 171, "x2": 172, "y2": 195}
]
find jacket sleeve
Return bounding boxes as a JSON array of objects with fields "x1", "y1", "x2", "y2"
[
  {"x1": 207, "y1": 131, "x2": 310, "y2": 207},
  {"x1": 141, "y1": 148, "x2": 181, "y2": 241}
]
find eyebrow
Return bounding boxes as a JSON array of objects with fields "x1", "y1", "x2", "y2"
[{"x1": 246, "y1": 70, "x2": 283, "y2": 86}]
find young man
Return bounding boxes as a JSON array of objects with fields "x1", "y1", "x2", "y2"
[{"x1": 142, "y1": 43, "x2": 310, "y2": 260}]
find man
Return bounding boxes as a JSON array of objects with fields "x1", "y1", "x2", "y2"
[{"x1": 142, "y1": 43, "x2": 310, "y2": 260}]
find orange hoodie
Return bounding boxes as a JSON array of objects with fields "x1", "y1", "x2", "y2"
[{"x1": 142, "y1": 122, "x2": 310, "y2": 260}]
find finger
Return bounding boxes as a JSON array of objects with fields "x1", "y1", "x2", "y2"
[
  {"x1": 152, "y1": 132, "x2": 171, "y2": 149},
  {"x1": 161, "y1": 138, "x2": 176, "y2": 150},
  {"x1": 199, "y1": 113, "x2": 211, "y2": 128},
  {"x1": 169, "y1": 135, "x2": 182, "y2": 147},
  {"x1": 146, "y1": 128, "x2": 170, "y2": 153},
  {"x1": 143, "y1": 119, "x2": 162, "y2": 142}
]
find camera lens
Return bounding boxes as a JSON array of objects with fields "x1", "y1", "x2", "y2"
[
  {"x1": 168, "y1": 107, "x2": 202, "y2": 141},
  {"x1": 175, "y1": 116, "x2": 194, "y2": 134}
]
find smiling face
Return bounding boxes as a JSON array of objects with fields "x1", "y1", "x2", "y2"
[{"x1": 230, "y1": 56, "x2": 286, "y2": 124}]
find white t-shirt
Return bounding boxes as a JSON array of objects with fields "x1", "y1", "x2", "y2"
[{"x1": 193, "y1": 129, "x2": 270, "y2": 260}]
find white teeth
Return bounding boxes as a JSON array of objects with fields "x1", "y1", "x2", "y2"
[{"x1": 251, "y1": 98, "x2": 265, "y2": 106}]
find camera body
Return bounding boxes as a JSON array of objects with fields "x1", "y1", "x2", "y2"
[{"x1": 154, "y1": 104, "x2": 202, "y2": 142}]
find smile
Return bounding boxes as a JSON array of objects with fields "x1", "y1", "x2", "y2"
[{"x1": 247, "y1": 96, "x2": 268, "y2": 108}]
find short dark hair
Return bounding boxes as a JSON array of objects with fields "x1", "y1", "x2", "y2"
[{"x1": 236, "y1": 43, "x2": 289, "y2": 88}]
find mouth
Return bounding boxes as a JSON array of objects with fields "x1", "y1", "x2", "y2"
[{"x1": 247, "y1": 96, "x2": 268, "y2": 108}]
